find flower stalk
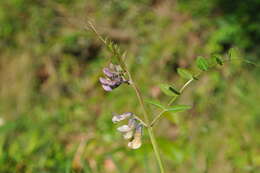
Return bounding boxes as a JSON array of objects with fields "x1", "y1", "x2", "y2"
[{"x1": 87, "y1": 22, "x2": 165, "y2": 173}]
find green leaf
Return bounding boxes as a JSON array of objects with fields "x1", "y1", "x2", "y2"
[
  {"x1": 165, "y1": 105, "x2": 192, "y2": 112},
  {"x1": 145, "y1": 99, "x2": 165, "y2": 110},
  {"x1": 169, "y1": 86, "x2": 181, "y2": 95},
  {"x1": 213, "y1": 55, "x2": 224, "y2": 65},
  {"x1": 196, "y1": 56, "x2": 209, "y2": 71},
  {"x1": 177, "y1": 68, "x2": 193, "y2": 79},
  {"x1": 159, "y1": 84, "x2": 180, "y2": 96}
]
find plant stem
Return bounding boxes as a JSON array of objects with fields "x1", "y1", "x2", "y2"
[
  {"x1": 87, "y1": 22, "x2": 106, "y2": 45},
  {"x1": 125, "y1": 66, "x2": 165, "y2": 173},
  {"x1": 87, "y1": 22, "x2": 165, "y2": 173}
]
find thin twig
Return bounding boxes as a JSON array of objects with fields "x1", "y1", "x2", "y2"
[{"x1": 86, "y1": 21, "x2": 106, "y2": 45}]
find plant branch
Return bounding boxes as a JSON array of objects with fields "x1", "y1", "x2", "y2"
[
  {"x1": 87, "y1": 21, "x2": 106, "y2": 45},
  {"x1": 151, "y1": 75, "x2": 200, "y2": 127},
  {"x1": 87, "y1": 22, "x2": 165, "y2": 173}
]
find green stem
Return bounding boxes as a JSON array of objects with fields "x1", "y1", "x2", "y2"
[{"x1": 125, "y1": 68, "x2": 165, "y2": 173}]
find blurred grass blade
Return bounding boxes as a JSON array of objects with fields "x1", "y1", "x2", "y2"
[
  {"x1": 196, "y1": 56, "x2": 209, "y2": 71},
  {"x1": 165, "y1": 105, "x2": 192, "y2": 112},
  {"x1": 145, "y1": 99, "x2": 165, "y2": 110},
  {"x1": 159, "y1": 84, "x2": 180, "y2": 96},
  {"x1": 177, "y1": 68, "x2": 193, "y2": 79}
]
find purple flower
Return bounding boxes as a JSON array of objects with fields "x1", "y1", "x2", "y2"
[
  {"x1": 112, "y1": 112, "x2": 143, "y2": 149},
  {"x1": 100, "y1": 63, "x2": 129, "y2": 91}
]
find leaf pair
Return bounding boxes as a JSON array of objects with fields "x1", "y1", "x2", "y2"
[
  {"x1": 159, "y1": 84, "x2": 180, "y2": 96},
  {"x1": 177, "y1": 68, "x2": 194, "y2": 80},
  {"x1": 145, "y1": 99, "x2": 191, "y2": 113},
  {"x1": 196, "y1": 55, "x2": 224, "y2": 71},
  {"x1": 196, "y1": 56, "x2": 210, "y2": 71}
]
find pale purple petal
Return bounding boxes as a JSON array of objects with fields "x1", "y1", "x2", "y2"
[
  {"x1": 102, "y1": 85, "x2": 112, "y2": 91},
  {"x1": 117, "y1": 125, "x2": 132, "y2": 132},
  {"x1": 99, "y1": 77, "x2": 108, "y2": 84},
  {"x1": 103, "y1": 68, "x2": 115, "y2": 78},
  {"x1": 112, "y1": 112, "x2": 132, "y2": 123},
  {"x1": 99, "y1": 77, "x2": 115, "y2": 86}
]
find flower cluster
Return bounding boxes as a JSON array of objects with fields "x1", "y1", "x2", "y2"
[
  {"x1": 112, "y1": 112, "x2": 143, "y2": 149},
  {"x1": 99, "y1": 63, "x2": 129, "y2": 91},
  {"x1": 99, "y1": 63, "x2": 143, "y2": 149}
]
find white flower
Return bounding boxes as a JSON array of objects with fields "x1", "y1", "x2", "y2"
[
  {"x1": 128, "y1": 124, "x2": 143, "y2": 149},
  {"x1": 112, "y1": 112, "x2": 144, "y2": 149},
  {"x1": 123, "y1": 131, "x2": 134, "y2": 139},
  {"x1": 117, "y1": 118, "x2": 137, "y2": 132}
]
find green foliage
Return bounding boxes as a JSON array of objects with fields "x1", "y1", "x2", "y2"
[
  {"x1": 213, "y1": 55, "x2": 224, "y2": 65},
  {"x1": 159, "y1": 84, "x2": 180, "y2": 96},
  {"x1": 177, "y1": 68, "x2": 193, "y2": 80},
  {"x1": 145, "y1": 99, "x2": 165, "y2": 110},
  {"x1": 165, "y1": 105, "x2": 192, "y2": 113},
  {"x1": 196, "y1": 56, "x2": 209, "y2": 71}
]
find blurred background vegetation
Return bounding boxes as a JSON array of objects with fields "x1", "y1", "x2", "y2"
[{"x1": 0, "y1": 0, "x2": 259, "y2": 172}]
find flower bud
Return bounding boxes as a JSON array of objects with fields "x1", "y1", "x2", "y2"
[
  {"x1": 103, "y1": 68, "x2": 117, "y2": 78},
  {"x1": 100, "y1": 63, "x2": 129, "y2": 91},
  {"x1": 112, "y1": 112, "x2": 143, "y2": 149}
]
